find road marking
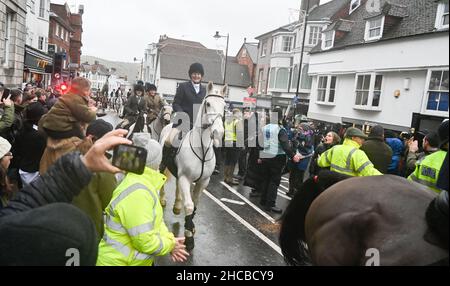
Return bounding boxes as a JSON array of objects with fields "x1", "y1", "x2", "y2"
[
  {"x1": 278, "y1": 191, "x2": 292, "y2": 201},
  {"x1": 278, "y1": 184, "x2": 289, "y2": 192},
  {"x1": 204, "y1": 190, "x2": 283, "y2": 257},
  {"x1": 221, "y1": 182, "x2": 276, "y2": 224},
  {"x1": 221, "y1": 198, "x2": 246, "y2": 206}
]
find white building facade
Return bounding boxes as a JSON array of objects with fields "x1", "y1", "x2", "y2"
[{"x1": 308, "y1": 0, "x2": 449, "y2": 133}]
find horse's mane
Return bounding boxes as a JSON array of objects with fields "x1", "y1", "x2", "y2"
[{"x1": 279, "y1": 171, "x2": 351, "y2": 266}]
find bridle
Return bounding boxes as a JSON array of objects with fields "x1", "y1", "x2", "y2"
[{"x1": 188, "y1": 93, "x2": 225, "y2": 182}]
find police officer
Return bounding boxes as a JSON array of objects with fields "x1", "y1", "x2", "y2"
[
  {"x1": 258, "y1": 107, "x2": 301, "y2": 213},
  {"x1": 409, "y1": 119, "x2": 449, "y2": 194},
  {"x1": 223, "y1": 109, "x2": 242, "y2": 186},
  {"x1": 318, "y1": 127, "x2": 382, "y2": 177}
]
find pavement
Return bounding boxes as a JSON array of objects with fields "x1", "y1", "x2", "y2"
[{"x1": 103, "y1": 110, "x2": 293, "y2": 266}]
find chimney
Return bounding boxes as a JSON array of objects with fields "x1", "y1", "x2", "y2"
[
  {"x1": 78, "y1": 5, "x2": 84, "y2": 15},
  {"x1": 94, "y1": 60, "x2": 99, "y2": 65},
  {"x1": 244, "y1": 37, "x2": 247, "y2": 43},
  {"x1": 301, "y1": 0, "x2": 320, "y2": 13}
]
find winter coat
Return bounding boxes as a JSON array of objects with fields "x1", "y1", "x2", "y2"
[
  {"x1": 172, "y1": 82, "x2": 206, "y2": 130},
  {"x1": 0, "y1": 152, "x2": 98, "y2": 266},
  {"x1": 0, "y1": 105, "x2": 15, "y2": 134},
  {"x1": 386, "y1": 138, "x2": 404, "y2": 175},
  {"x1": 40, "y1": 92, "x2": 96, "y2": 139},
  {"x1": 360, "y1": 137, "x2": 393, "y2": 174},
  {"x1": 310, "y1": 143, "x2": 334, "y2": 176},
  {"x1": 39, "y1": 137, "x2": 84, "y2": 175},
  {"x1": 14, "y1": 122, "x2": 47, "y2": 173},
  {"x1": 144, "y1": 94, "x2": 165, "y2": 121},
  {"x1": 124, "y1": 95, "x2": 147, "y2": 118}
]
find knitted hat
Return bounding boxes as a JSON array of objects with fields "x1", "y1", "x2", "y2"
[
  {"x1": 25, "y1": 102, "x2": 46, "y2": 123},
  {"x1": 369, "y1": 125, "x2": 384, "y2": 139},
  {"x1": 0, "y1": 137, "x2": 12, "y2": 159},
  {"x1": 0, "y1": 204, "x2": 98, "y2": 266},
  {"x1": 189, "y1": 63, "x2": 205, "y2": 77},
  {"x1": 132, "y1": 133, "x2": 162, "y2": 170}
]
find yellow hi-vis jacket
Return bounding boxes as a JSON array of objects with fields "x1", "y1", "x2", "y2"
[
  {"x1": 97, "y1": 168, "x2": 175, "y2": 266},
  {"x1": 225, "y1": 119, "x2": 238, "y2": 143},
  {"x1": 408, "y1": 150, "x2": 447, "y2": 194},
  {"x1": 318, "y1": 138, "x2": 383, "y2": 177}
]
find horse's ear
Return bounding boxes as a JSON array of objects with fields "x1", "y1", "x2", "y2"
[
  {"x1": 222, "y1": 85, "x2": 228, "y2": 97},
  {"x1": 208, "y1": 82, "x2": 214, "y2": 93}
]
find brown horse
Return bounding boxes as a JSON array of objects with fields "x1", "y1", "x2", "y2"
[{"x1": 280, "y1": 172, "x2": 449, "y2": 266}]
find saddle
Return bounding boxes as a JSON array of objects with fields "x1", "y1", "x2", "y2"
[{"x1": 160, "y1": 130, "x2": 185, "y2": 178}]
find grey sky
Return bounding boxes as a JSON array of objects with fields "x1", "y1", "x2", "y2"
[{"x1": 52, "y1": 0, "x2": 331, "y2": 63}]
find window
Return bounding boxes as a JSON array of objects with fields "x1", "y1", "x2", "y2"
[
  {"x1": 435, "y1": 2, "x2": 449, "y2": 30},
  {"x1": 308, "y1": 26, "x2": 323, "y2": 46},
  {"x1": 3, "y1": 12, "x2": 12, "y2": 66},
  {"x1": 55, "y1": 24, "x2": 59, "y2": 37},
  {"x1": 322, "y1": 31, "x2": 335, "y2": 50},
  {"x1": 350, "y1": 0, "x2": 361, "y2": 14},
  {"x1": 301, "y1": 64, "x2": 313, "y2": 90},
  {"x1": 275, "y1": 68, "x2": 290, "y2": 90},
  {"x1": 30, "y1": 0, "x2": 35, "y2": 14},
  {"x1": 39, "y1": 0, "x2": 45, "y2": 18},
  {"x1": 272, "y1": 35, "x2": 294, "y2": 53},
  {"x1": 291, "y1": 65, "x2": 299, "y2": 89},
  {"x1": 355, "y1": 74, "x2": 384, "y2": 108},
  {"x1": 38, "y1": 36, "x2": 44, "y2": 50},
  {"x1": 365, "y1": 16, "x2": 385, "y2": 41},
  {"x1": 317, "y1": 75, "x2": 337, "y2": 103},
  {"x1": 317, "y1": 76, "x2": 328, "y2": 102},
  {"x1": 426, "y1": 70, "x2": 449, "y2": 112},
  {"x1": 261, "y1": 41, "x2": 268, "y2": 57},
  {"x1": 258, "y1": 69, "x2": 265, "y2": 94},
  {"x1": 269, "y1": 68, "x2": 276, "y2": 89},
  {"x1": 66, "y1": 32, "x2": 69, "y2": 42}
]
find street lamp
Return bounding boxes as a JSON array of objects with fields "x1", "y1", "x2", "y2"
[
  {"x1": 134, "y1": 57, "x2": 144, "y2": 82},
  {"x1": 214, "y1": 31, "x2": 229, "y2": 85}
]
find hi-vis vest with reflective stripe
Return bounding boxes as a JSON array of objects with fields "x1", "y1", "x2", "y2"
[
  {"x1": 408, "y1": 150, "x2": 447, "y2": 194},
  {"x1": 225, "y1": 119, "x2": 238, "y2": 142},
  {"x1": 263, "y1": 124, "x2": 286, "y2": 156},
  {"x1": 318, "y1": 138, "x2": 382, "y2": 177},
  {"x1": 96, "y1": 168, "x2": 175, "y2": 266}
]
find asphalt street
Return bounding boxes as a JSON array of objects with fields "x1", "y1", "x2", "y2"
[{"x1": 103, "y1": 111, "x2": 292, "y2": 266}]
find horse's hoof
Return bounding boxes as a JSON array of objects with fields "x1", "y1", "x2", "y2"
[
  {"x1": 185, "y1": 236, "x2": 195, "y2": 251},
  {"x1": 160, "y1": 199, "x2": 167, "y2": 208},
  {"x1": 173, "y1": 207, "x2": 181, "y2": 216}
]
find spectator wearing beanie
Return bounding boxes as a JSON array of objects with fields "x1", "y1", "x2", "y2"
[
  {"x1": 14, "y1": 102, "x2": 47, "y2": 186},
  {"x1": 39, "y1": 77, "x2": 97, "y2": 174},
  {"x1": 360, "y1": 125, "x2": 393, "y2": 174},
  {"x1": 72, "y1": 119, "x2": 117, "y2": 241},
  {"x1": 0, "y1": 137, "x2": 14, "y2": 208}
]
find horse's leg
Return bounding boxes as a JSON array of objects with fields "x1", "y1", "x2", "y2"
[
  {"x1": 173, "y1": 181, "x2": 183, "y2": 216},
  {"x1": 159, "y1": 169, "x2": 171, "y2": 208},
  {"x1": 192, "y1": 178, "x2": 210, "y2": 220},
  {"x1": 178, "y1": 175, "x2": 195, "y2": 251}
]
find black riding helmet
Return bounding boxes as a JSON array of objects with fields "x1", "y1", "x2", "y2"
[
  {"x1": 145, "y1": 83, "x2": 157, "y2": 92},
  {"x1": 134, "y1": 84, "x2": 145, "y2": 94},
  {"x1": 188, "y1": 63, "x2": 205, "y2": 77}
]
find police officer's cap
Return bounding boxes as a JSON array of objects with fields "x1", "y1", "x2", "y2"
[{"x1": 345, "y1": 127, "x2": 368, "y2": 139}]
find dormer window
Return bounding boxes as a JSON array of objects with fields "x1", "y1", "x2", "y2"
[
  {"x1": 365, "y1": 16, "x2": 385, "y2": 41},
  {"x1": 322, "y1": 31, "x2": 335, "y2": 50},
  {"x1": 435, "y1": 2, "x2": 449, "y2": 30},
  {"x1": 349, "y1": 0, "x2": 361, "y2": 14}
]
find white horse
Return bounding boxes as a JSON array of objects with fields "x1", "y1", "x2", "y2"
[
  {"x1": 147, "y1": 105, "x2": 173, "y2": 142},
  {"x1": 159, "y1": 82, "x2": 226, "y2": 251}
]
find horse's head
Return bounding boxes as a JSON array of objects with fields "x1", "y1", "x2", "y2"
[
  {"x1": 160, "y1": 105, "x2": 173, "y2": 125},
  {"x1": 202, "y1": 82, "x2": 226, "y2": 147}
]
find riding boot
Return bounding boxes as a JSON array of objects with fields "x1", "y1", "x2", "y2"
[{"x1": 159, "y1": 145, "x2": 172, "y2": 173}]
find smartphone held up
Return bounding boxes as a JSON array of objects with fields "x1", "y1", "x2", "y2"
[{"x1": 112, "y1": 144, "x2": 148, "y2": 175}]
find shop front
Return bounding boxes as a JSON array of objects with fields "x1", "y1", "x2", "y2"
[{"x1": 23, "y1": 45, "x2": 53, "y2": 88}]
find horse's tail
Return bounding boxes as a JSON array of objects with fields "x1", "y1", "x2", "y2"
[{"x1": 279, "y1": 171, "x2": 352, "y2": 266}]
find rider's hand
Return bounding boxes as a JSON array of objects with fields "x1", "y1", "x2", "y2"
[
  {"x1": 170, "y1": 237, "x2": 190, "y2": 263},
  {"x1": 81, "y1": 129, "x2": 132, "y2": 173}
]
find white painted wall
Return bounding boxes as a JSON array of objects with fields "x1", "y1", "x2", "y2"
[
  {"x1": 309, "y1": 33, "x2": 449, "y2": 74},
  {"x1": 26, "y1": 0, "x2": 50, "y2": 52}
]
